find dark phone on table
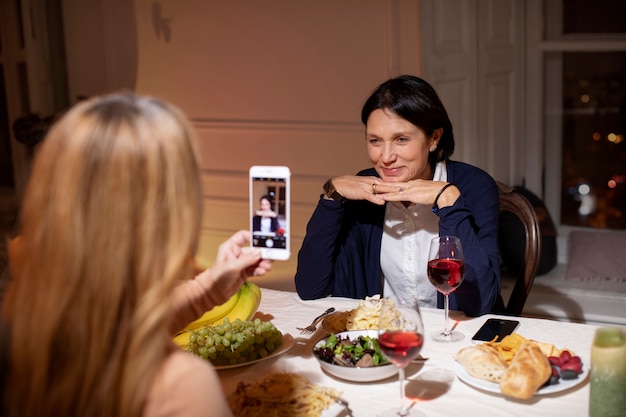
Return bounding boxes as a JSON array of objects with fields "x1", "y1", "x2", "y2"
[{"x1": 471, "y1": 318, "x2": 520, "y2": 342}]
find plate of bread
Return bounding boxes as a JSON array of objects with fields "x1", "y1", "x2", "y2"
[{"x1": 454, "y1": 333, "x2": 588, "y2": 399}]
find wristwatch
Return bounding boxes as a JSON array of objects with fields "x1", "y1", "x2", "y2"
[{"x1": 323, "y1": 179, "x2": 346, "y2": 203}]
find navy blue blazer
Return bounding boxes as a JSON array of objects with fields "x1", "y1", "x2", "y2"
[{"x1": 295, "y1": 160, "x2": 503, "y2": 317}]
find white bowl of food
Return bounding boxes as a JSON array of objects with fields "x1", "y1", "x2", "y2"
[{"x1": 313, "y1": 330, "x2": 398, "y2": 382}]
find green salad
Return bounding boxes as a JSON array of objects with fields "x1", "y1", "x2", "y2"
[{"x1": 313, "y1": 333, "x2": 390, "y2": 367}]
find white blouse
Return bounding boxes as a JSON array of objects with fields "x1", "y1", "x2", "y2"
[
  {"x1": 381, "y1": 161, "x2": 447, "y2": 308},
  {"x1": 260, "y1": 217, "x2": 273, "y2": 233}
]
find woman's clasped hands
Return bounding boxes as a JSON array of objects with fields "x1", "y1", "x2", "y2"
[{"x1": 329, "y1": 176, "x2": 459, "y2": 208}]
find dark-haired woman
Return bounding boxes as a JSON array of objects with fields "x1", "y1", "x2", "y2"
[
  {"x1": 295, "y1": 75, "x2": 503, "y2": 317},
  {"x1": 252, "y1": 195, "x2": 279, "y2": 233}
]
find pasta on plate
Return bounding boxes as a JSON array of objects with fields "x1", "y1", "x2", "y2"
[
  {"x1": 323, "y1": 295, "x2": 401, "y2": 333},
  {"x1": 228, "y1": 372, "x2": 341, "y2": 417}
]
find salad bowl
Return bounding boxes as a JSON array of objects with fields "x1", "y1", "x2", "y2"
[{"x1": 313, "y1": 330, "x2": 399, "y2": 382}]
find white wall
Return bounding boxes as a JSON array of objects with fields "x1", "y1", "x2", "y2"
[{"x1": 61, "y1": 0, "x2": 424, "y2": 290}]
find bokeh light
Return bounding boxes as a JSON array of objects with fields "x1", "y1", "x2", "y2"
[
  {"x1": 578, "y1": 184, "x2": 591, "y2": 195},
  {"x1": 606, "y1": 133, "x2": 624, "y2": 144}
]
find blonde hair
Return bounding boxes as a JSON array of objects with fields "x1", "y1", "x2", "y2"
[{"x1": 3, "y1": 92, "x2": 203, "y2": 417}]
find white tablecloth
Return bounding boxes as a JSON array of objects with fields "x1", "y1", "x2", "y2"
[{"x1": 218, "y1": 288, "x2": 600, "y2": 417}]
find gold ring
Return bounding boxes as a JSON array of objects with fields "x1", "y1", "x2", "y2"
[{"x1": 372, "y1": 183, "x2": 377, "y2": 194}]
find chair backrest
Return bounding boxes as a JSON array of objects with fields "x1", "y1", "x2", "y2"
[{"x1": 496, "y1": 181, "x2": 542, "y2": 316}]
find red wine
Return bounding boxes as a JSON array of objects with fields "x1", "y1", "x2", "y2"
[
  {"x1": 428, "y1": 258, "x2": 465, "y2": 295},
  {"x1": 378, "y1": 331, "x2": 424, "y2": 366}
]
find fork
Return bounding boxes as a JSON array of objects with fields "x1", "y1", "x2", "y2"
[{"x1": 296, "y1": 307, "x2": 336, "y2": 334}]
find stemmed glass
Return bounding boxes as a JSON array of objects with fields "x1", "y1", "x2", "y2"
[
  {"x1": 427, "y1": 236, "x2": 465, "y2": 343},
  {"x1": 377, "y1": 297, "x2": 425, "y2": 417}
]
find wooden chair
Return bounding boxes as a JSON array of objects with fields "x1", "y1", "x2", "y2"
[{"x1": 497, "y1": 181, "x2": 542, "y2": 316}]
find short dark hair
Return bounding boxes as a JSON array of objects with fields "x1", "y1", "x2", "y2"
[{"x1": 361, "y1": 75, "x2": 455, "y2": 166}]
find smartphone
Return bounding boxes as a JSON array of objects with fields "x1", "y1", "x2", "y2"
[
  {"x1": 249, "y1": 165, "x2": 291, "y2": 260},
  {"x1": 471, "y1": 318, "x2": 520, "y2": 342}
]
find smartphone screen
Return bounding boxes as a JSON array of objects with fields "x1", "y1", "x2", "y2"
[
  {"x1": 249, "y1": 166, "x2": 290, "y2": 261},
  {"x1": 471, "y1": 318, "x2": 520, "y2": 342}
]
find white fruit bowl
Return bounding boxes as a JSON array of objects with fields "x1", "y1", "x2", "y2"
[{"x1": 313, "y1": 330, "x2": 399, "y2": 383}]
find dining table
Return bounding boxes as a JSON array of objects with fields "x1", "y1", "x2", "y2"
[{"x1": 216, "y1": 287, "x2": 603, "y2": 417}]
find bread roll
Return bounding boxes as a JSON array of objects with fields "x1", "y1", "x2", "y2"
[
  {"x1": 500, "y1": 341, "x2": 551, "y2": 399},
  {"x1": 454, "y1": 344, "x2": 509, "y2": 382}
]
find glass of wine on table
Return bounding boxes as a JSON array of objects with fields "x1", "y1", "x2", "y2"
[
  {"x1": 427, "y1": 236, "x2": 465, "y2": 343},
  {"x1": 377, "y1": 296, "x2": 425, "y2": 417}
]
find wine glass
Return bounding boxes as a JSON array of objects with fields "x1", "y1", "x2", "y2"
[
  {"x1": 377, "y1": 297, "x2": 425, "y2": 417},
  {"x1": 427, "y1": 236, "x2": 465, "y2": 343}
]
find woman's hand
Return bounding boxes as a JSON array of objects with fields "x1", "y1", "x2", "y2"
[
  {"x1": 328, "y1": 176, "x2": 460, "y2": 209},
  {"x1": 255, "y1": 209, "x2": 277, "y2": 217},
  {"x1": 329, "y1": 175, "x2": 403, "y2": 205},
  {"x1": 378, "y1": 179, "x2": 460, "y2": 208},
  {"x1": 195, "y1": 230, "x2": 272, "y2": 305}
]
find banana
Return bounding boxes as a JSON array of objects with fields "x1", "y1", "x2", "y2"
[
  {"x1": 173, "y1": 290, "x2": 241, "y2": 347},
  {"x1": 173, "y1": 282, "x2": 262, "y2": 347},
  {"x1": 248, "y1": 281, "x2": 262, "y2": 304},
  {"x1": 223, "y1": 282, "x2": 261, "y2": 322},
  {"x1": 173, "y1": 331, "x2": 191, "y2": 347},
  {"x1": 183, "y1": 291, "x2": 241, "y2": 332}
]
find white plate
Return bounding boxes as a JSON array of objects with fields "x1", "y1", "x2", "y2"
[
  {"x1": 322, "y1": 402, "x2": 348, "y2": 417},
  {"x1": 452, "y1": 360, "x2": 589, "y2": 396},
  {"x1": 214, "y1": 333, "x2": 294, "y2": 370}
]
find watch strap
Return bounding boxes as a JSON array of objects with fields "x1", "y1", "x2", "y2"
[{"x1": 323, "y1": 179, "x2": 346, "y2": 203}]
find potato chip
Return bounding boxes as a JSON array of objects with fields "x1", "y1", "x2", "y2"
[
  {"x1": 500, "y1": 333, "x2": 527, "y2": 350},
  {"x1": 484, "y1": 333, "x2": 527, "y2": 363},
  {"x1": 477, "y1": 332, "x2": 575, "y2": 376},
  {"x1": 531, "y1": 340, "x2": 567, "y2": 357}
]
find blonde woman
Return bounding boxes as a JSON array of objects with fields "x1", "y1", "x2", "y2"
[{"x1": 1, "y1": 93, "x2": 269, "y2": 417}]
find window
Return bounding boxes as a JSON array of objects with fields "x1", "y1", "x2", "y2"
[{"x1": 544, "y1": 0, "x2": 626, "y2": 229}]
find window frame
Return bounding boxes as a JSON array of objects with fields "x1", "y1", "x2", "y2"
[{"x1": 528, "y1": 0, "x2": 626, "y2": 243}]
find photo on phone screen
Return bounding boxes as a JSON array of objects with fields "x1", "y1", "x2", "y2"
[
  {"x1": 471, "y1": 318, "x2": 520, "y2": 342},
  {"x1": 249, "y1": 166, "x2": 290, "y2": 261}
]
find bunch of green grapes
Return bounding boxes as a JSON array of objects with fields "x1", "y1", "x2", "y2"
[{"x1": 186, "y1": 318, "x2": 283, "y2": 366}]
